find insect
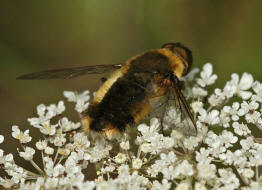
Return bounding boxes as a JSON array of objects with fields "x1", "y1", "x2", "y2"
[{"x1": 17, "y1": 42, "x2": 197, "y2": 139}]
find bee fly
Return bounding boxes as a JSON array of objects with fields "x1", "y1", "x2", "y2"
[{"x1": 17, "y1": 42, "x2": 197, "y2": 139}]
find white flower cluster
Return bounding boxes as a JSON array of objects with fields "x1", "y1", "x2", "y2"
[{"x1": 1, "y1": 63, "x2": 262, "y2": 189}]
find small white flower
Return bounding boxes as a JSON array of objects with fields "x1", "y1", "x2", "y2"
[
  {"x1": 249, "y1": 181, "x2": 262, "y2": 190},
  {"x1": 238, "y1": 101, "x2": 261, "y2": 124},
  {"x1": 0, "y1": 178, "x2": 15, "y2": 188},
  {"x1": 59, "y1": 117, "x2": 81, "y2": 132},
  {"x1": 208, "y1": 88, "x2": 226, "y2": 107},
  {"x1": 44, "y1": 147, "x2": 54, "y2": 155},
  {"x1": 114, "y1": 153, "x2": 127, "y2": 164},
  {"x1": 53, "y1": 164, "x2": 65, "y2": 177},
  {"x1": 5, "y1": 153, "x2": 14, "y2": 162},
  {"x1": 120, "y1": 141, "x2": 130, "y2": 150},
  {"x1": 195, "y1": 148, "x2": 211, "y2": 163},
  {"x1": 64, "y1": 90, "x2": 90, "y2": 113},
  {"x1": 232, "y1": 122, "x2": 251, "y2": 136},
  {"x1": 137, "y1": 124, "x2": 149, "y2": 134},
  {"x1": 47, "y1": 101, "x2": 65, "y2": 117},
  {"x1": 163, "y1": 107, "x2": 182, "y2": 130},
  {"x1": 171, "y1": 130, "x2": 183, "y2": 140},
  {"x1": 0, "y1": 135, "x2": 4, "y2": 144},
  {"x1": 175, "y1": 181, "x2": 190, "y2": 190},
  {"x1": 37, "y1": 104, "x2": 46, "y2": 116},
  {"x1": 118, "y1": 164, "x2": 129, "y2": 175},
  {"x1": 132, "y1": 158, "x2": 143, "y2": 170},
  {"x1": 247, "y1": 111, "x2": 261, "y2": 124},
  {"x1": 238, "y1": 101, "x2": 259, "y2": 116},
  {"x1": 242, "y1": 168, "x2": 254, "y2": 179},
  {"x1": 204, "y1": 131, "x2": 226, "y2": 156},
  {"x1": 219, "y1": 108, "x2": 231, "y2": 128},
  {"x1": 223, "y1": 79, "x2": 237, "y2": 98},
  {"x1": 195, "y1": 182, "x2": 207, "y2": 190},
  {"x1": 238, "y1": 73, "x2": 254, "y2": 99},
  {"x1": 75, "y1": 101, "x2": 90, "y2": 113},
  {"x1": 220, "y1": 102, "x2": 240, "y2": 123},
  {"x1": 240, "y1": 136, "x2": 254, "y2": 150},
  {"x1": 151, "y1": 179, "x2": 171, "y2": 190},
  {"x1": 252, "y1": 81, "x2": 262, "y2": 102},
  {"x1": 198, "y1": 108, "x2": 219, "y2": 125},
  {"x1": 0, "y1": 149, "x2": 4, "y2": 158},
  {"x1": 28, "y1": 102, "x2": 65, "y2": 128},
  {"x1": 218, "y1": 169, "x2": 240, "y2": 189},
  {"x1": 184, "y1": 136, "x2": 201, "y2": 150},
  {"x1": 45, "y1": 177, "x2": 59, "y2": 189},
  {"x1": 227, "y1": 73, "x2": 253, "y2": 99},
  {"x1": 63, "y1": 90, "x2": 89, "y2": 102},
  {"x1": 11, "y1": 125, "x2": 32, "y2": 143},
  {"x1": 197, "y1": 63, "x2": 217, "y2": 87},
  {"x1": 232, "y1": 102, "x2": 241, "y2": 120},
  {"x1": 35, "y1": 140, "x2": 47, "y2": 150},
  {"x1": 197, "y1": 162, "x2": 216, "y2": 180},
  {"x1": 191, "y1": 101, "x2": 203, "y2": 113},
  {"x1": 54, "y1": 133, "x2": 66, "y2": 146},
  {"x1": 220, "y1": 130, "x2": 238, "y2": 148},
  {"x1": 238, "y1": 73, "x2": 254, "y2": 90},
  {"x1": 192, "y1": 87, "x2": 208, "y2": 97},
  {"x1": 140, "y1": 143, "x2": 153, "y2": 153},
  {"x1": 39, "y1": 121, "x2": 58, "y2": 136},
  {"x1": 162, "y1": 137, "x2": 175, "y2": 148},
  {"x1": 175, "y1": 160, "x2": 194, "y2": 177},
  {"x1": 101, "y1": 165, "x2": 115, "y2": 174},
  {"x1": 73, "y1": 133, "x2": 90, "y2": 151},
  {"x1": 58, "y1": 148, "x2": 70, "y2": 156},
  {"x1": 19, "y1": 147, "x2": 35, "y2": 160}
]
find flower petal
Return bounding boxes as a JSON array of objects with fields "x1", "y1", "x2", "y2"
[
  {"x1": 239, "y1": 73, "x2": 253, "y2": 90},
  {"x1": 239, "y1": 91, "x2": 252, "y2": 100}
]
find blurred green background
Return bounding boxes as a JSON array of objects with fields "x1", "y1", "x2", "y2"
[{"x1": 0, "y1": 0, "x2": 262, "y2": 174}]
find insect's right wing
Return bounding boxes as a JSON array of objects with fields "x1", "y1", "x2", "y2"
[
  {"x1": 164, "y1": 85, "x2": 197, "y2": 136},
  {"x1": 146, "y1": 84, "x2": 197, "y2": 137},
  {"x1": 17, "y1": 64, "x2": 122, "y2": 80}
]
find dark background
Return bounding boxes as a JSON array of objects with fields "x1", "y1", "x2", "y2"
[{"x1": 0, "y1": 0, "x2": 262, "y2": 174}]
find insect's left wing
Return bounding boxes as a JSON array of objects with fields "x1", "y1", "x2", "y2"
[{"x1": 17, "y1": 64, "x2": 122, "y2": 80}]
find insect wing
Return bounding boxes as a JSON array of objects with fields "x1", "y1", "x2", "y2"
[
  {"x1": 17, "y1": 64, "x2": 122, "y2": 80},
  {"x1": 144, "y1": 86, "x2": 197, "y2": 136},
  {"x1": 165, "y1": 84, "x2": 197, "y2": 136}
]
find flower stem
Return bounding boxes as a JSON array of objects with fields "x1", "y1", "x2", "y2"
[
  {"x1": 30, "y1": 159, "x2": 45, "y2": 175},
  {"x1": 234, "y1": 165, "x2": 249, "y2": 186},
  {"x1": 256, "y1": 165, "x2": 259, "y2": 181},
  {"x1": 41, "y1": 150, "x2": 46, "y2": 169},
  {"x1": 54, "y1": 148, "x2": 60, "y2": 164}
]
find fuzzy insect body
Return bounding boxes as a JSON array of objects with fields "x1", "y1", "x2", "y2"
[{"x1": 17, "y1": 43, "x2": 196, "y2": 139}]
